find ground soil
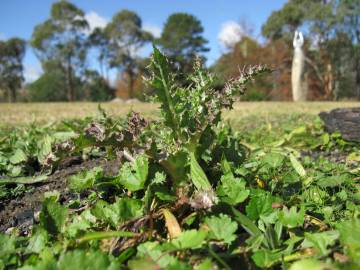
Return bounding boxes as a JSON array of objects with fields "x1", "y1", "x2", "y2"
[{"x1": 0, "y1": 158, "x2": 121, "y2": 234}]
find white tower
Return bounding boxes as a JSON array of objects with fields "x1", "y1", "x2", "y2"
[{"x1": 291, "y1": 31, "x2": 307, "y2": 101}]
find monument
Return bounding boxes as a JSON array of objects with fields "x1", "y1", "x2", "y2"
[{"x1": 291, "y1": 31, "x2": 307, "y2": 101}]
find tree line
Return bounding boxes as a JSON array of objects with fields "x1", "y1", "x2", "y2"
[{"x1": 0, "y1": 0, "x2": 359, "y2": 102}]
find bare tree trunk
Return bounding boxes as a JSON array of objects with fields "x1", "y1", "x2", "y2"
[
  {"x1": 127, "y1": 69, "x2": 135, "y2": 99},
  {"x1": 324, "y1": 63, "x2": 334, "y2": 100},
  {"x1": 356, "y1": 61, "x2": 360, "y2": 100},
  {"x1": 66, "y1": 56, "x2": 75, "y2": 101},
  {"x1": 10, "y1": 87, "x2": 16, "y2": 103}
]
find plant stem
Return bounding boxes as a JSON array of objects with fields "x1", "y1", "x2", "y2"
[{"x1": 207, "y1": 243, "x2": 231, "y2": 270}]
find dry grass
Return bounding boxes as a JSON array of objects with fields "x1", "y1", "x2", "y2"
[{"x1": 0, "y1": 101, "x2": 359, "y2": 126}]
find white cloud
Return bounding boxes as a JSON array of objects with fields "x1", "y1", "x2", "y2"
[
  {"x1": 0, "y1": 33, "x2": 6, "y2": 40},
  {"x1": 218, "y1": 21, "x2": 244, "y2": 49},
  {"x1": 143, "y1": 23, "x2": 162, "y2": 38},
  {"x1": 24, "y1": 65, "x2": 42, "y2": 83},
  {"x1": 85, "y1": 11, "x2": 109, "y2": 32}
]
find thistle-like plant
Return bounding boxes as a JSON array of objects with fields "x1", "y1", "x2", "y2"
[{"x1": 145, "y1": 46, "x2": 270, "y2": 189}]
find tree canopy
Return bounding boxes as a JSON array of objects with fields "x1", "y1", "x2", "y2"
[
  {"x1": 104, "y1": 10, "x2": 153, "y2": 98},
  {"x1": 158, "y1": 13, "x2": 209, "y2": 75},
  {"x1": 0, "y1": 38, "x2": 26, "y2": 102},
  {"x1": 30, "y1": 0, "x2": 89, "y2": 101}
]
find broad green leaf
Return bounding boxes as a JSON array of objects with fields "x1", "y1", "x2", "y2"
[
  {"x1": 289, "y1": 153, "x2": 306, "y2": 177},
  {"x1": 92, "y1": 198, "x2": 143, "y2": 228},
  {"x1": 0, "y1": 234, "x2": 16, "y2": 266},
  {"x1": 58, "y1": 250, "x2": 120, "y2": 270},
  {"x1": 189, "y1": 152, "x2": 211, "y2": 191},
  {"x1": 118, "y1": 155, "x2": 149, "y2": 191},
  {"x1": 289, "y1": 259, "x2": 336, "y2": 270},
  {"x1": 40, "y1": 197, "x2": 68, "y2": 236},
  {"x1": 9, "y1": 149, "x2": 27, "y2": 164},
  {"x1": 246, "y1": 190, "x2": 276, "y2": 221},
  {"x1": 128, "y1": 257, "x2": 160, "y2": 270},
  {"x1": 317, "y1": 174, "x2": 351, "y2": 188},
  {"x1": 303, "y1": 231, "x2": 339, "y2": 256},
  {"x1": 168, "y1": 229, "x2": 208, "y2": 250},
  {"x1": 66, "y1": 209, "x2": 96, "y2": 238},
  {"x1": 216, "y1": 173, "x2": 249, "y2": 205},
  {"x1": 262, "y1": 152, "x2": 284, "y2": 168},
  {"x1": 37, "y1": 135, "x2": 52, "y2": 165},
  {"x1": 279, "y1": 206, "x2": 305, "y2": 229},
  {"x1": 69, "y1": 167, "x2": 103, "y2": 192},
  {"x1": 136, "y1": 241, "x2": 189, "y2": 269},
  {"x1": 252, "y1": 249, "x2": 283, "y2": 268},
  {"x1": 27, "y1": 228, "x2": 49, "y2": 253},
  {"x1": 337, "y1": 219, "x2": 360, "y2": 265},
  {"x1": 195, "y1": 259, "x2": 214, "y2": 270},
  {"x1": 205, "y1": 214, "x2": 238, "y2": 244}
]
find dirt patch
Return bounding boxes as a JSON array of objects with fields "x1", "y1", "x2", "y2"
[{"x1": 0, "y1": 158, "x2": 121, "y2": 234}]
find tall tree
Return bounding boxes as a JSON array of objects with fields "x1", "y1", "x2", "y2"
[
  {"x1": 89, "y1": 27, "x2": 111, "y2": 80},
  {"x1": 336, "y1": 0, "x2": 360, "y2": 99},
  {"x1": 30, "y1": 0, "x2": 89, "y2": 101},
  {"x1": 158, "y1": 13, "x2": 209, "y2": 74},
  {"x1": 0, "y1": 38, "x2": 26, "y2": 102},
  {"x1": 105, "y1": 10, "x2": 152, "y2": 98}
]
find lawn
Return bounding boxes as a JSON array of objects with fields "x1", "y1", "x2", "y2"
[{"x1": 0, "y1": 101, "x2": 359, "y2": 126}]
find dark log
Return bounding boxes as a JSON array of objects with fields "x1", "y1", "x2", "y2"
[{"x1": 319, "y1": 107, "x2": 360, "y2": 143}]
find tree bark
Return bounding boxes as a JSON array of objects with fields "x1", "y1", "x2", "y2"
[
  {"x1": 66, "y1": 55, "x2": 75, "y2": 101},
  {"x1": 10, "y1": 87, "x2": 16, "y2": 103},
  {"x1": 127, "y1": 69, "x2": 135, "y2": 99},
  {"x1": 319, "y1": 108, "x2": 360, "y2": 142}
]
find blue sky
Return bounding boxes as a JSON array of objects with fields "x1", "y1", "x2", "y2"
[{"x1": 0, "y1": 0, "x2": 286, "y2": 82}]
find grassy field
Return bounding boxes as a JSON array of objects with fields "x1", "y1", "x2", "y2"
[{"x1": 0, "y1": 101, "x2": 359, "y2": 125}]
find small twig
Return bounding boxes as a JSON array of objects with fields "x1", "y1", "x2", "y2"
[
  {"x1": 69, "y1": 204, "x2": 90, "y2": 213},
  {"x1": 123, "y1": 149, "x2": 136, "y2": 162}
]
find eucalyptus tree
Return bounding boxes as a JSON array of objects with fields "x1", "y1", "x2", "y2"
[
  {"x1": 336, "y1": 0, "x2": 360, "y2": 99},
  {"x1": 104, "y1": 10, "x2": 152, "y2": 98},
  {"x1": 158, "y1": 13, "x2": 209, "y2": 75},
  {"x1": 0, "y1": 38, "x2": 26, "y2": 102},
  {"x1": 89, "y1": 27, "x2": 111, "y2": 80},
  {"x1": 30, "y1": 0, "x2": 89, "y2": 101}
]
